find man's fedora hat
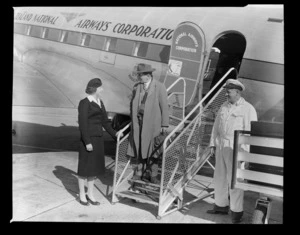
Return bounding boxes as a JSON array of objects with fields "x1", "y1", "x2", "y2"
[
  {"x1": 223, "y1": 78, "x2": 245, "y2": 91},
  {"x1": 134, "y1": 63, "x2": 156, "y2": 74}
]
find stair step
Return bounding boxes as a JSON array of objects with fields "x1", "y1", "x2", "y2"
[
  {"x1": 116, "y1": 190, "x2": 159, "y2": 205},
  {"x1": 169, "y1": 104, "x2": 183, "y2": 109},
  {"x1": 128, "y1": 179, "x2": 161, "y2": 188},
  {"x1": 133, "y1": 185, "x2": 160, "y2": 195}
]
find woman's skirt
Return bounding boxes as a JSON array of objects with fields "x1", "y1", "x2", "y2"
[{"x1": 77, "y1": 136, "x2": 105, "y2": 177}]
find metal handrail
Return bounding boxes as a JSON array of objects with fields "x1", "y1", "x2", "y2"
[
  {"x1": 167, "y1": 77, "x2": 186, "y2": 120},
  {"x1": 116, "y1": 123, "x2": 130, "y2": 141},
  {"x1": 162, "y1": 67, "x2": 237, "y2": 151},
  {"x1": 167, "y1": 77, "x2": 186, "y2": 94}
]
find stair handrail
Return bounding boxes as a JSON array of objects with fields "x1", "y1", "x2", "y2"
[
  {"x1": 116, "y1": 123, "x2": 131, "y2": 141},
  {"x1": 162, "y1": 67, "x2": 237, "y2": 151},
  {"x1": 167, "y1": 77, "x2": 186, "y2": 95},
  {"x1": 167, "y1": 77, "x2": 186, "y2": 120}
]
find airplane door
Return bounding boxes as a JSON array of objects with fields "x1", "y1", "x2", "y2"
[{"x1": 164, "y1": 22, "x2": 206, "y2": 106}]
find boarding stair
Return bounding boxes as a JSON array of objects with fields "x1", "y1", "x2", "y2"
[{"x1": 111, "y1": 68, "x2": 236, "y2": 219}]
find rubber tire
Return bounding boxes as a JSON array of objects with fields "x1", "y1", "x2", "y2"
[{"x1": 251, "y1": 209, "x2": 265, "y2": 224}]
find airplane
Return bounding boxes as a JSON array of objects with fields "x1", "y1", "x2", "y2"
[{"x1": 13, "y1": 5, "x2": 284, "y2": 130}]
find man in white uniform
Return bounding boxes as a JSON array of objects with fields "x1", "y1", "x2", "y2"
[{"x1": 207, "y1": 78, "x2": 257, "y2": 223}]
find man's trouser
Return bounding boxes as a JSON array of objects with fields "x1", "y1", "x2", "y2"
[
  {"x1": 145, "y1": 132, "x2": 168, "y2": 179},
  {"x1": 213, "y1": 144, "x2": 244, "y2": 212},
  {"x1": 135, "y1": 118, "x2": 146, "y2": 176},
  {"x1": 136, "y1": 142, "x2": 160, "y2": 179},
  {"x1": 135, "y1": 117, "x2": 162, "y2": 179}
]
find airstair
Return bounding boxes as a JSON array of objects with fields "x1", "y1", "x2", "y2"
[{"x1": 111, "y1": 68, "x2": 236, "y2": 219}]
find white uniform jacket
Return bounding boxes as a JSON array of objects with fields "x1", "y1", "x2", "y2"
[{"x1": 210, "y1": 97, "x2": 257, "y2": 150}]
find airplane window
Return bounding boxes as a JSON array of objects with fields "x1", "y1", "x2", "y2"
[
  {"x1": 29, "y1": 25, "x2": 43, "y2": 38},
  {"x1": 132, "y1": 42, "x2": 140, "y2": 56},
  {"x1": 115, "y1": 39, "x2": 135, "y2": 56},
  {"x1": 146, "y1": 44, "x2": 170, "y2": 63},
  {"x1": 44, "y1": 28, "x2": 61, "y2": 41},
  {"x1": 160, "y1": 45, "x2": 170, "y2": 63},
  {"x1": 108, "y1": 38, "x2": 117, "y2": 52},
  {"x1": 87, "y1": 35, "x2": 106, "y2": 50},
  {"x1": 64, "y1": 31, "x2": 81, "y2": 45},
  {"x1": 42, "y1": 28, "x2": 47, "y2": 38},
  {"x1": 137, "y1": 42, "x2": 148, "y2": 57},
  {"x1": 80, "y1": 34, "x2": 88, "y2": 46},
  {"x1": 14, "y1": 23, "x2": 28, "y2": 35}
]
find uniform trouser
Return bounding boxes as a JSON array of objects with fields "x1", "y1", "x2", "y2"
[{"x1": 213, "y1": 144, "x2": 244, "y2": 212}]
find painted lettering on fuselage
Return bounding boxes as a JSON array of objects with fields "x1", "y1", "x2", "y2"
[
  {"x1": 14, "y1": 10, "x2": 175, "y2": 41},
  {"x1": 14, "y1": 12, "x2": 59, "y2": 25},
  {"x1": 74, "y1": 19, "x2": 174, "y2": 40},
  {"x1": 74, "y1": 19, "x2": 112, "y2": 31},
  {"x1": 112, "y1": 23, "x2": 173, "y2": 40}
]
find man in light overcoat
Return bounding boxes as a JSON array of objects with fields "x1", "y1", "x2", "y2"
[{"x1": 127, "y1": 63, "x2": 169, "y2": 183}]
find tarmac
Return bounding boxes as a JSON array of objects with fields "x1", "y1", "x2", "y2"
[{"x1": 12, "y1": 107, "x2": 283, "y2": 223}]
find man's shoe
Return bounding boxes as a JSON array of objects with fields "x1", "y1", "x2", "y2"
[
  {"x1": 86, "y1": 195, "x2": 100, "y2": 206},
  {"x1": 132, "y1": 174, "x2": 142, "y2": 181},
  {"x1": 132, "y1": 168, "x2": 143, "y2": 181},
  {"x1": 150, "y1": 176, "x2": 160, "y2": 184},
  {"x1": 231, "y1": 210, "x2": 243, "y2": 224},
  {"x1": 79, "y1": 199, "x2": 89, "y2": 206},
  {"x1": 207, "y1": 205, "x2": 229, "y2": 215}
]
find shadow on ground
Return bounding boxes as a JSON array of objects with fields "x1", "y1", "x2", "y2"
[
  {"x1": 53, "y1": 166, "x2": 79, "y2": 199},
  {"x1": 53, "y1": 164, "x2": 116, "y2": 203},
  {"x1": 12, "y1": 121, "x2": 117, "y2": 155}
]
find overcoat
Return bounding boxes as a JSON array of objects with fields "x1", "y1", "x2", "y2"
[
  {"x1": 127, "y1": 79, "x2": 169, "y2": 160},
  {"x1": 77, "y1": 97, "x2": 116, "y2": 177}
]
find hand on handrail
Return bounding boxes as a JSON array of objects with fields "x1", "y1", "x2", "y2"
[{"x1": 116, "y1": 130, "x2": 124, "y2": 138}]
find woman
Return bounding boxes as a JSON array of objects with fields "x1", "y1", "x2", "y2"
[
  {"x1": 127, "y1": 63, "x2": 169, "y2": 183},
  {"x1": 77, "y1": 78, "x2": 121, "y2": 206}
]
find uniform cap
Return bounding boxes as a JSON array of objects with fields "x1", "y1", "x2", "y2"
[{"x1": 223, "y1": 78, "x2": 245, "y2": 91}]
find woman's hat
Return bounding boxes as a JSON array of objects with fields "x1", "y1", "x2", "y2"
[
  {"x1": 134, "y1": 63, "x2": 156, "y2": 74},
  {"x1": 87, "y1": 78, "x2": 102, "y2": 88}
]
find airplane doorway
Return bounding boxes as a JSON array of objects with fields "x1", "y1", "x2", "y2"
[{"x1": 203, "y1": 33, "x2": 247, "y2": 98}]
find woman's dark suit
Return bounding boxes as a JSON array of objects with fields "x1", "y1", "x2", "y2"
[{"x1": 77, "y1": 97, "x2": 116, "y2": 177}]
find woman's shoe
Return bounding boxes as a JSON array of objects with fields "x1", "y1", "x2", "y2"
[{"x1": 86, "y1": 195, "x2": 100, "y2": 206}]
